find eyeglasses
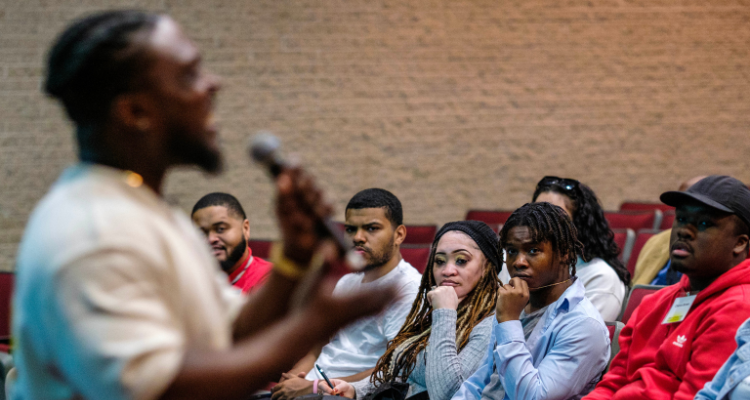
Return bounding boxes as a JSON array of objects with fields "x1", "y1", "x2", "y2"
[{"x1": 536, "y1": 176, "x2": 580, "y2": 192}]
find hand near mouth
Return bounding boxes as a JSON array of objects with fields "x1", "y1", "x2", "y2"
[
  {"x1": 427, "y1": 285, "x2": 459, "y2": 310},
  {"x1": 496, "y1": 277, "x2": 530, "y2": 323}
]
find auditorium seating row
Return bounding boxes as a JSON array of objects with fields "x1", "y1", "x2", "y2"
[
  {"x1": 0, "y1": 203, "x2": 680, "y2": 354},
  {"x1": 251, "y1": 203, "x2": 676, "y2": 275}
]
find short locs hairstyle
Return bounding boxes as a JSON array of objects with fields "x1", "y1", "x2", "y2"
[
  {"x1": 45, "y1": 10, "x2": 159, "y2": 130},
  {"x1": 346, "y1": 188, "x2": 403, "y2": 227},
  {"x1": 192, "y1": 192, "x2": 247, "y2": 220},
  {"x1": 499, "y1": 202, "x2": 583, "y2": 276}
]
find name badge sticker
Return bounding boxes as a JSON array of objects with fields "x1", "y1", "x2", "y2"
[{"x1": 662, "y1": 294, "x2": 697, "y2": 324}]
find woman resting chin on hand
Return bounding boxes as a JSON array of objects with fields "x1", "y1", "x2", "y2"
[{"x1": 320, "y1": 221, "x2": 502, "y2": 400}]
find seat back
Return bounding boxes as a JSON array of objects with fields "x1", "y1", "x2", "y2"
[
  {"x1": 401, "y1": 246, "x2": 432, "y2": 274},
  {"x1": 612, "y1": 229, "x2": 636, "y2": 265},
  {"x1": 248, "y1": 240, "x2": 273, "y2": 260},
  {"x1": 619, "y1": 202, "x2": 674, "y2": 212},
  {"x1": 403, "y1": 225, "x2": 438, "y2": 245},
  {"x1": 605, "y1": 321, "x2": 625, "y2": 371},
  {"x1": 0, "y1": 272, "x2": 13, "y2": 338},
  {"x1": 605, "y1": 210, "x2": 662, "y2": 231},
  {"x1": 620, "y1": 284, "x2": 665, "y2": 324},
  {"x1": 625, "y1": 229, "x2": 661, "y2": 278},
  {"x1": 465, "y1": 210, "x2": 514, "y2": 225}
]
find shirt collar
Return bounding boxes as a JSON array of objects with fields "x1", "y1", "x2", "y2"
[
  {"x1": 548, "y1": 277, "x2": 586, "y2": 316},
  {"x1": 61, "y1": 163, "x2": 173, "y2": 218},
  {"x1": 228, "y1": 246, "x2": 254, "y2": 283}
]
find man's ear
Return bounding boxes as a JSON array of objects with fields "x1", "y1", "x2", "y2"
[
  {"x1": 111, "y1": 92, "x2": 154, "y2": 132},
  {"x1": 734, "y1": 234, "x2": 750, "y2": 257},
  {"x1": 242, "y1": 219, "x2": 250, "y2": 241},
  {"x1": 393, "y1": 224, "x2": 407, "y2": 247}
]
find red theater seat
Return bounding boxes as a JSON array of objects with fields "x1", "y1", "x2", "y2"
[
  {"x1": 401, "y1": 246, "x2": 431, "y2": 273},
  {"x1": 605, "y1": 210, "x2": 661, "y2": 231},
  {"x1": 619, "y1": 202, "x2": 674, "y2": 213},
  {"x1": 626, "y1": 229, "x2": 661, "y2": 278},
  {"x1": 403, "y1": 225, "x2": 438, "y2": 245},
  {"x1": 605, "y1": 321, "x2": 625, "y2": 371},
  {"x1": 465, "y1": 210, "x2": 514, "y2": 225},
  {"x1": 620, "y1": 284, "x2": 665, "y2": 324},
  {"x1": 248, "y1": 240, "x2": 273, "y2": 260},
  {"x1": 0, "y1": 272, "x2": 13, "y2": 338},
  {"x1": 612, "y1": 229, "x2": 635, "y2": 265}
]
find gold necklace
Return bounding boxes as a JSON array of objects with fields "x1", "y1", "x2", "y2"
[{"x1": 529, "y1": 278, "x2": 571, "y2": 291}]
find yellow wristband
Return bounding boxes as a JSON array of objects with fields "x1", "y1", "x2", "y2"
[{"x1": 270, "y1": 242, "x2": 307, "y2": 280}]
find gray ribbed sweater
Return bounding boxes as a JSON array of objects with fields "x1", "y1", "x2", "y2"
[{"x1": 352, "y1": 308, "x2": 494, "y2": 400}]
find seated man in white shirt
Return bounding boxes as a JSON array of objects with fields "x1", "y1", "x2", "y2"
[{"x1": 272, "y1": 188, "x2": 422, "y2": 400}]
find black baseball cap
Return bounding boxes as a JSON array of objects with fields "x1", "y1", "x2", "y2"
[{"x1": 660, "y1": 175, "x2": 750, "y2": 227}]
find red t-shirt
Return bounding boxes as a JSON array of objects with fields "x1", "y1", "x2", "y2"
[{"x1": 227, "y1": 247, "x2": 273, "y2": 294}]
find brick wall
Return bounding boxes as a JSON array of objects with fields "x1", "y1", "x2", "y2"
[{"x1": 1, "y1": 0, "x2": 749, "y2": 271}]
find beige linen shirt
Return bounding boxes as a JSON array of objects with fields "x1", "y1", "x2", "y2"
[{"x1": 13, "y1": 164, "x2": 245, "y2": 400}]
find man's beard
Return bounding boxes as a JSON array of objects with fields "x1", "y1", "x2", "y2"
[
  {"x1": 220, "y1": 236, "x2": 247, "y2": 273},
  {"x1": 168, "y1": 127, "x2": 223, "y2": 174},
  {"x1": 362, "y1": 236, "x2": 396, "y2": 272}
]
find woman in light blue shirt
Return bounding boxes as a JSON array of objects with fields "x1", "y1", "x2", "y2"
[{"x1": 453, "y1": 202, "x2": 610, "y2": 400}]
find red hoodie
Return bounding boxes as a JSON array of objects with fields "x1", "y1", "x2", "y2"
[{"x1": 584, "y1": 258, "x2": 750, "y2": 400}]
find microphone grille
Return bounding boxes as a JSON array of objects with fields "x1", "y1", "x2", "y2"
[{"x1": 249, "y1": 131, "x2": 281, "y2": 163}]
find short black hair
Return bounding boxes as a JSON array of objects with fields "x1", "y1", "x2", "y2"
[
  {"x1": 346, "y1": 188, "x2": 403, "y2": 227},
  {"x1": 499, "y1": 202, "x2": 583, "y2": 276},
  {"x1": 45, "y1": 10, "x2": 159, "y2": 135},
  {"x1": 192, "y1": 192, "x2": 247, "y2": 220}
]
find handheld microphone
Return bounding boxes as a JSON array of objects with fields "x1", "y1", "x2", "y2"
[{"x1": 249, "y1": 132, "x2": 365, "y2": 271}]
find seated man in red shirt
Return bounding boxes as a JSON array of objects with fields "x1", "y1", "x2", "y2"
[
  {"x1": 192, "y1": 192, "x2": 272, "y2": 293},
  {"x1": 584, "y1": 175, "x2": 750, "y2": 400}
]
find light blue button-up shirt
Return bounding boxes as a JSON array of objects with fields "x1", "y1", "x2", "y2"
[
  {"x1": 695, "y1": 317, "x2": 750, "y2": 400},
  {"x1": 451, "y1": 278, "x2": 610, "y2": 400}
]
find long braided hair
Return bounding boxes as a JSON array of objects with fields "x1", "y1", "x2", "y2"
[
  {"x1": 371, "y1": 221, "x2": 501, "y2": 386},
  {"x1": 533, "y1": 180, "x2": 631, "y2": 285},
  {"x1": 499, "y1": 202, "x2": 583, "y2": 276}
]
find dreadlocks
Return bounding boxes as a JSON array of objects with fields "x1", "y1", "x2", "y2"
[
  {"x1": 371, "y1": 222, "x2": 501, "y2": 386},
  {"x1": 499, "y1": 202, "x2": 583, "y2": 276}
]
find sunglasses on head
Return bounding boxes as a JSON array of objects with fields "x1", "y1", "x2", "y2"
[{"x1": 537, "y1": 176, "x2": 580, "y2": 192}]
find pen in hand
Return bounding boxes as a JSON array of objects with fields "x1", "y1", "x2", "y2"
[{"x1": 315, "y1": 363, "x2": 336, "y2": 394}]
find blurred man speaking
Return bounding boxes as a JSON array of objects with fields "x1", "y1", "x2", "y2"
[{"x1": 12, "y1": 10, "x2": 392, "y2": 400}]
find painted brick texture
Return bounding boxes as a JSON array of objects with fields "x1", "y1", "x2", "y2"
[{"x1": 1, "y1": 0, "x2": 749, "y2": 271}]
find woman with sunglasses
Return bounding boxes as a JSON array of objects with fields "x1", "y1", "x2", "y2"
[
  {"x1": 318, "y1": 221, "x2": 502, "y2": 400},
  {"x1": 528, "y1": 176, "x2": 629, "y2": 322}
]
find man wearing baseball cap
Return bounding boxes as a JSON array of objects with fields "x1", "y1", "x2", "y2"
[{"x1": 584, "y1": 175, "x2": 750, "y2": 400}]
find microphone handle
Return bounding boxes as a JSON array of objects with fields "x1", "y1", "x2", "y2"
[
  {"x1": 316, "y1": 219, "x2": 351, "y2": 258},
  {"x1": 266, "y1": 162, "x2": 350, "y2": 257}
]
